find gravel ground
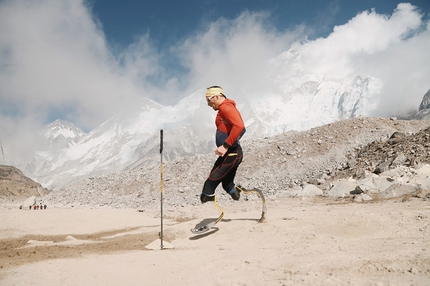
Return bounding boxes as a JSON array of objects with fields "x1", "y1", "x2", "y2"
[{"x1": 37, "y1": 116, "x2": 430, "y2": 209}]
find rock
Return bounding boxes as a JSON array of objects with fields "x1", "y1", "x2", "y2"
[
  {"x1": 387, "y1": 132, "x2": 406, "y2": 145},
  {"x1": 300, "y1": 184, "x2": 323, "y2": 197},
  {"x1": 378, "y1": 183, "x2": 419, "y2": 199},
  {"x1": 23, "y1": 196, "x2": 36, "y2": 208},
  {"x1": 416, "y1": 164, "x2": 430, "y2": 174},
  {"x1": 391, "y1": 152, "x2": 407, "y2": 166},
  {"x1": 357, "y1": 175, "x2": 393, "y2": 193},
  {"x1": 374, "y1": 160, "x2": 391, "y2": 174},
  {"x1": 347, "y1": 158, "x2": 357, "y2": 168},
  {"x1": 390, "y1": 132, "x2": 406, "y2": 139},
  {"x1": 353, "y1": 193, "x2": 373, "y2": 202},
  {"x1": 350, "y1": 186, "x2": 364, "y2": 195},
  {"x1": 408, "y1": 165, "x2": 430, "y2": 190},
  {"x1": 327, "y1": 179, "x2": 357, "y2": 198}
]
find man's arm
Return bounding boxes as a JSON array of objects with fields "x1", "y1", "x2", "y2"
[{"x1": 219, "y1": 104, "x2": 245, "y2": 148}]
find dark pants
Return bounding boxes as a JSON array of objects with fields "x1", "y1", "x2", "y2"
[{"x1": 202, "y1": 145, "x2": 243, "y2": 196}]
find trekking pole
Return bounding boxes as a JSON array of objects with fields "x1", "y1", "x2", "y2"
[{"x1": 159, "y1": 129, "x2": 164, "y2": 249}]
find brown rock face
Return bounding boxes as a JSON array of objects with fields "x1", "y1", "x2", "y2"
[{"x1": 0, "y1": 165, "x2": 50, "y2": 204}]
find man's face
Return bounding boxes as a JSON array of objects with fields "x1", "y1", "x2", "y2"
[{"x1": 206, "y1": 94, "x2": 219, "y2": 110}]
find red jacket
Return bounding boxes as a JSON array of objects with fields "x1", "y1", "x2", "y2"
[{"x1": 215, "y1": 98, "x2": 245, "y2": 148}]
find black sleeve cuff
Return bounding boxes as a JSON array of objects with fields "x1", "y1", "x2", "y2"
[{"x1": 223, "y1": 142, "x2": 231, "y2": 149}]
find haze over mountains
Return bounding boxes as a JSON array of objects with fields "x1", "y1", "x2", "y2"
[{"x1": 4, "y1": 48, "x2": 429, "y2": 190}]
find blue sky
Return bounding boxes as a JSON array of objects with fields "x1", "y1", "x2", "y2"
[
  {"x1": 91, "y1": 0, "x2": 429, "y2": 49},
  {"x1": 91, "y1": 0, "x2": 429, "y2": 81},
  {"x1": 0, "y1": 0, "x2": 429, "y2": 162}
]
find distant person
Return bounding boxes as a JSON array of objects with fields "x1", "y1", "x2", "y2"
[{"x1": 200, "y1": 86, "x2": 246, "y2": 203}]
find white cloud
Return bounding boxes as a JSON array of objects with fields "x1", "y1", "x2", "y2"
[
  {"x1": 0, "y1": 0, "x2": 157, "y2": 163},
  {"x1": 173, "y1": 2, "x2": 429, "y2": 115},
  {"x1": 284, "y1": 3, "x2": 429, "y2": 116},
  {"x1": 176, "y1": 11, "x2": 305, "y2": 98},
  {"x1": 0, "y1": 0, "x2": 156, "y2": 131},
  {"x1": 295, "y1": 3, "x2": 424, "y2": 79}
]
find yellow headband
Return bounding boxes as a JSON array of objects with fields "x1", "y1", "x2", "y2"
[{"x1": 205, "y1": 86, "x2": 224, "y2": 97}]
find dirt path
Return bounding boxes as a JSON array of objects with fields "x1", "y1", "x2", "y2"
[{"x1": 1, "y1": 197, "x2": 429, "y2": 285}]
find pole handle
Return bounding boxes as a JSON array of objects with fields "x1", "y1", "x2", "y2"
[{"x1": 160, "y1": 129, "x2": 163, "y2": 153}]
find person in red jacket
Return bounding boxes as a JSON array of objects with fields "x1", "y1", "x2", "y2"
[{"x1": 200, "y1": 86, "x2": 246, "y2": 203}]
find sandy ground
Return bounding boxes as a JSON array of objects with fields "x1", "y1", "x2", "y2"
[{"x1": 1, "y1": 196, "x2": 429, "y2": 286}]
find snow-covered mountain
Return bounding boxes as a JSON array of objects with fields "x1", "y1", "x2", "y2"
[
  {"x1": 42, "y1": 119, "x2": 86, "y2": 149},
  {"x1": 20, "y1": 120, "x2": 85, "y2": 178},
  {"x1": 413, "y1": 89, "x2": 430, "y2": 120},
  {"x1": 240, "y1": 49, "x2": 382, "y2": 137},
  {"x1": 20, "y1": 49, "x2": 399, "y2": 189},
  {"x1": 25, "y1": 94, "x2": 216, "y2": 188}
]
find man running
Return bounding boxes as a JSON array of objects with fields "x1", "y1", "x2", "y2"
[{"x1": 200, "y1": 86, "x2": 246, "y2": 203}]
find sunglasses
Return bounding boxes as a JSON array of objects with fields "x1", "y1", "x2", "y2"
[{"x1": 206, "y1": 94, "x2": 217, "y2": 103}]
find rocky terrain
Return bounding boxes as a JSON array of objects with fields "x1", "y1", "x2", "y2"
[
  {"x1": 22, "y1": 116, "x2": 428, "y2": 210},
  {"x1": 0, "y1": 165, "x2": 50, "y2": 206}
]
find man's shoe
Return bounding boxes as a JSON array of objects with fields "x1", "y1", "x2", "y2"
[
  {"x1": 200, "y1": 193, "x2": 215, "y2": 203},
  {"x1": 236, "y1": 184, "x2": 247, "y2": 192},
  {"x1": 230, "y1": 188, "x2": 240, "y2": 200}
]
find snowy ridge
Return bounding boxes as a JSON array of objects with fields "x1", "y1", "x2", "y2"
[
  {"x1": 42, "y1": 119, "x2": 86, "y2": 148},
  {"x1": 21, "y1": 49, "x2": 389, "y2": 189}
]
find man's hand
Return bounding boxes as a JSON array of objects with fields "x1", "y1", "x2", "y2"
[{"x1": 215, "y1": 145, "x2": 227, "y2": 157}]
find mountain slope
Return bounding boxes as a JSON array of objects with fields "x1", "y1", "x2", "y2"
[
  {"x1": 16, "y1": 49, "x2": 427, "y2": 190},
  {"x1": 0, "y1": 165, "x2": 51, "y2": 205},
  {"x1": 43, "y1": 117, "x2": 430, "y2": 209}
]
